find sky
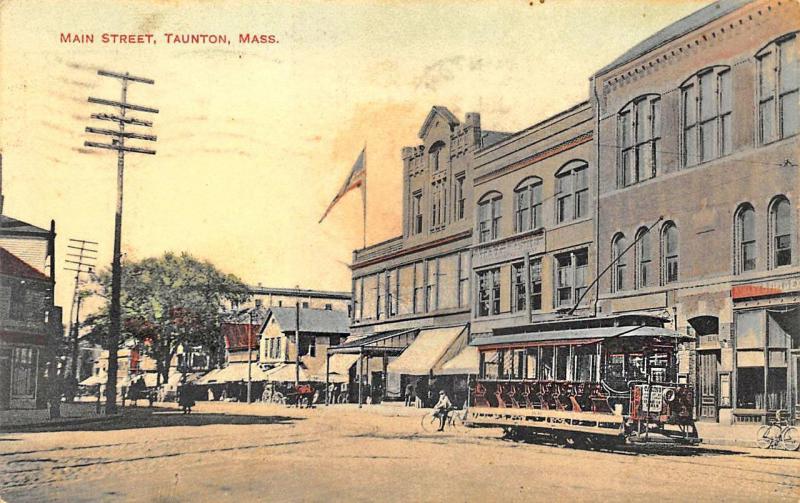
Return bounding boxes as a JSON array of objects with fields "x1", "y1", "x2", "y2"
[{"x1": 0, "y1": 0, "x2": 710, "y2": 314}]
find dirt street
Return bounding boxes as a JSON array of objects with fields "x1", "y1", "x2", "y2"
[{"x1": 1, "y1": 402, "x2": 799, "y2": 502}]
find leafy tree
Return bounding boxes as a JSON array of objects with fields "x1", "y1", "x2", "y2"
[{"x1": 86, "y1": 252, "x2": 249, "y2": 384}]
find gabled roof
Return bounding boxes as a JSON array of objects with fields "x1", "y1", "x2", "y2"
[
  {"x1": 0, "y1": 247, "x2": 49, "y2": 281},
  {"x1": 595, "y1": 0, "x2": 753, "y2": 76},
  {"x1": 418, "y1": 106, "x2": 460, "y2": 139},
  {"x1": 265, "y1": 307, "x2": 350, "y2": 335},
  {"x1": 0, "y1": 215, "x2": 50, "y2": 237}
]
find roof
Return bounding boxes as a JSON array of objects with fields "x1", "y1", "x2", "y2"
[
  {"x1": 481, "y1": 130, "x2": 513, "y2": 149},
  {"x1": 418, "y1": 106, "x2": 461, "y2": 138},
  {"x1": 0, "y1": 247, "x2": 50, "y2": 281},
  {"x1": 0, "y1": 215, "x2": 50, "y2": 237},
  {"x1": 266, "y1": 307, "x2": 350, "y2": 335},
  {"x1": 387, "y1": 326, "x2": 466, "y2": 376},
  {"x1": 247, "y1": 285, "x2": 351, "y2": 300},
  {"x1": 197, "y1": 362, "x2": 272, "y2": 384},
  {"x1": 472, "y1": 326, "x2": 693, "y2": 348},
  {"x1": 222, "y1": 323, "x2": 261, "y2": 351},
  {"x1": 596, "y1": 0, "x2": 753, "y2": 76},
  {"x1": 331, "y1": 328, "x2": 417, "y2": 352}
]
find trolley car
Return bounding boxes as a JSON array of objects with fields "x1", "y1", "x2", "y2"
[{"x1": 465, "y1": 314, "x2": 700, "y2": 448}]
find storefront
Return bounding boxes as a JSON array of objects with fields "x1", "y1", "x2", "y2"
[{"x1": 731, "y1": 282, "x2": 800, "y2": 423}]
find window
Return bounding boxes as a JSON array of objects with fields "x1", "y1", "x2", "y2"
[
  {"x1": 386, "y1": 270, "x2": 397, "y2": 317},
  {"x1": 770, "y1": 197, "x2": 792, "y2": 268},
  {"x1": 11, "y1": 347, "x2": 37, "y2": 398},
  {"x1": 324, "y1": 303, "x2": 332, "y2": 311},
  {"x1": 511, "y1": 262, "x2": 526, "y2": 312},
  {"x1": 611, "y1": 233, "x2": 627, "y2": 293},
  {"x1": 413, "y1": 262, "x2": 424, "y2": 313},
  {"x1": 530, "y1": 258, "x2": 542, "y2": 311},
  {"x1": 735, "y1": 310, "x2": 791, "y2": 410},
  {"x1": 735, "y1": 204, "x2": 757, "y2": 274},
  {"x1": 636, "y1": 227, "x2": 652, "y2": 289},
  {"x1": 682, "y1": 67, "x2": 731, "y2": 167},
  {"x1": 429, "y1": 141, "x2": 444, "y2": 172},
  {"x1": 758, "y1": 34, "x2": 799, "y2": 144},
  {"x1": 618, "y1": 95, "x2": 661, "y2": 186},
  {"x1": 458, "y1": 251, "x2": 470, "y2": 308},
  {"x1": 661, "y1": 222, "x2": 679, "y2": 284},
  {"x1": 514, "y1": 177, "x2": 543, "y2": 233},
  {"x1": 425, "y1": 259, "x2": 438, "y2": 312},
  {"x1": 454, "y1": 174, "x2": 466, "y2": 221},
  {"x1": 411, "y1": 191, "x2": 423, "y2": 235},
  {"x1": 555, "y1": 249, "x2": 588, "y2": 308},
  {"x1": 556, "y1": 161, "x2": 589, "y2": 223},
  {"x1": 478, "y1": 192, "x2": 502, "y2": 243},
  {"x1": 430, "y1": 180, "x2": 446, "y2": 231},
  {"x1": 476, "y1": 268, "x2": 500, "y2": 317},
  {"x1": 9, "y1": 282, "x2": 26, "y2": 321}
]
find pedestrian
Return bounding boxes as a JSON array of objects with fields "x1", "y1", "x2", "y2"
[
  {"x1": 178, "y1": 384, "x2": 196, "y2": 414},
  {"x1": 405, "y1": 380, "x2": 416, "y2": 407}
]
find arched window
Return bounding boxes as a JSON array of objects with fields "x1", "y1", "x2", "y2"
[
  {"x1": 735, "y1": 204, "x2": 757, "y2": 274},
  {"x1": 661, "y1": 222, "x2": 679, "y2": 284},
  {"x1": 514, "y1": 177, "x2": 543, "y2": 233},
  {"x1": 555, "y1": 161, "x2": 589, "y2": 223},
  {"x1": 618, "y1": 94, "x2": 661, "y2": 186},
  {"x1": 477, "y1": 191, "x2": 502, "y2": 243},
  {"x1": 770, "y1": 196, "x2": 792, "y2": 268},
  {"x1": 611, "y1": 233, "x2": 627, "y2": 292},
  {"x1": 756, "y1": 33, "x2": 798, "y2": 144},
  {"x1": 429, "y1": 141, "x2": 445, "y2": 172},
  {"x1": 635, "y1": 227, "x2": 652, "y2": 289},
  {"x1": 681, "y1": 66, "x2": 732, "y2": 166}
]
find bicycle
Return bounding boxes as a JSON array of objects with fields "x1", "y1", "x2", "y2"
[
  {"x1": 421, "y1": 407, "x2": 465, "y2": 433},
  {"x1": 756, "y1": 410, "x2": 799, "y2": 451}
]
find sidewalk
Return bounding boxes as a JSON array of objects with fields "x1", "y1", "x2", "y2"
[
  {"x1": 695, "y1": 421, "x2": 762, "y2": 449},
  {"x1": 0, "y1": 402, "x2": 117, "y2": 431}
]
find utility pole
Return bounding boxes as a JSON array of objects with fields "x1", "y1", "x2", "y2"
[
  {"x1": 247, "y1": 310, "x2": 253, "y2": 404},
  {"x1": 64, "y1": 238, "x2": 98, "y2": 394},
  {"x1": 83, "y1": 70, "x2": 158, "y2": 414},
  {"x1": 295, "y1": 302, "x2": 301, "y2": 386}
]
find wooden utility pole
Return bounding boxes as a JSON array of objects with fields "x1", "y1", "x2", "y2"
[
  {"x1": 64, "y1": 238, "x2": 98, "y2": 391},
  {"x1": 83, "y1": 70, "x2": 157, "y2": 415},
  {"x1": 295, "y1": 302, "x2": 301, "y2": 385}
]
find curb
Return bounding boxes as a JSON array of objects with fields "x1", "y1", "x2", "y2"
[
  {"x1": 699, "y1": 437, "x2": 757, "y2": 449},
  {"x1": 0, "y1": 413, "x2": 122, "y2": 433}
]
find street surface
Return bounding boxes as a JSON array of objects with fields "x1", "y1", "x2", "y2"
[{"x1": 1, "y1": 402, "x2": 799, "y2": 502}]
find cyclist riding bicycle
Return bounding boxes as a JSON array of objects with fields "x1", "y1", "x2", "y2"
[{"x1": 433, "y1": 390, "x2": 453, "y2": 432}]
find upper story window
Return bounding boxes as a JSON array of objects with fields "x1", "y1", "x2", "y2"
[
  {"x1": 478, "y1": 192, "x2": 502, "y2": 243},
  {"x1": 530, "y1": 258, "x2": 542, "y2": 311},
  {"x1": 476, "y1": 267, "x2": 500, "y2": 317},
  {"x1": 770, "y1": 196, "x2": 792, "y2": 268},
  {"x1": 757, "y1": 33, "x2": 799, "y2": 144},
  {"x1": 430, "y1": 180, "x2": 446, "y2": 232},
  {"x1": 555, "y1": 249, "x2": 588, "y2": 308},
  {"x1": 429, "y1": 141, "x2": 445, "y2": 172},
  {"x1": 454, "y1": 173, "x2": 466, "y2": 221},
  {"x1": 511, "y1": 262, "x2": 526, "y2": 313},
  {"x1": 661, "y1": 222, "x2": 679, "y2": 284},
  {"x1": 682, "y1": 67, "x2": 732, "y2": 167},
  {"x1": 735, "y1": 204, "x2": 757, "y2": 274},
  {"x1": 555, "y1": 161, "x2": 589, "y2": 224},
  {"x1": 514, "y1": 177, "x2": 543, "y2": 233},
  {"x1": 618, "y1": 95, "x2": 660, "y2": 186},
  {"x1": 635, "y1": 227, "x2": 652, "y2": 289},
  {"x1": 611, "y1": 233, "x2": 627, "y2": 293},
  {"x1": 411, "y1": 191, "x2": 423, "y2": 235}
]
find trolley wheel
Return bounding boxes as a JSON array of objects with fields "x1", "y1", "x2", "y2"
[
  {"x1": 756, "y1": 425, "x2": 778, "y2": 449},
  {"x1": 780, "y1": 426, "x2": 800, "y2": 451}
]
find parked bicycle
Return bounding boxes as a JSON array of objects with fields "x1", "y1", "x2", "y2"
[
  {"x1": 420, "y1": 407, "x2": 464, "y2": 433},
  {"x1": 756, "y1": 410, "x2": 799, "y2": 451}
]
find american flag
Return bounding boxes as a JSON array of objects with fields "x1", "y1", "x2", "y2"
[{"x1": 318, "y1": 147, "x2": 366, "y2": 224}]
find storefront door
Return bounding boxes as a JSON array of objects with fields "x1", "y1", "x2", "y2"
[{"x1": 697, "y1": 351, "x2": 719, "y2": 421}]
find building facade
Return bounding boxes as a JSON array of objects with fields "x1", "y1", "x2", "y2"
[
  {"x1": 470, "y1": 101, "x2": 596, "y2": 339},
  {"x1": 0, "y1": 216, "x2": 59, "y2": 410},
  {"x1": 593, "y1": 0, "x2": 800, "y2": 423},
  {"x1": 237, "y1": 285, "x2": 351, "y2": 314},
  {"x1": 350, "y1": 107, "x2": 509, "y2": 338}
]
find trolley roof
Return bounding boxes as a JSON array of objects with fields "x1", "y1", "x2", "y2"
[{"x1": 471, "y1": 325, "x2": 692, "y2": 350}]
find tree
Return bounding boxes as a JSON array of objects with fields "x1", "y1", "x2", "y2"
[{"x1": 86, "y1": 252, "x2": 249, "y2": 384}]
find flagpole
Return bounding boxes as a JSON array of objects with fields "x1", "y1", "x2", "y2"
[{"x1": 362, "y1": 145, "x2": 367, "y2": 250}]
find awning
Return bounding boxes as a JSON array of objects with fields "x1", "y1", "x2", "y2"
[
  {"x1": 79, "y1": 374, "x2": 106, "y2": 386},
  {"x1": 437, "y1": 345, "x2": 479, "y2": 375},
  {"x1": 264, "y1": 363, "x2": 311, "y2": 382},
  {"x1": 196, "y1": 363, "x2": 271, "y2": 384},
  {"x1": 322, "y1": 353, "x2": 359, "y2": 383},
  {"x1": 472, "y1": 325, "x2": 692, "y2": 350},
  {"x1": 387, "y1": 325, "x2": 466, "y2": 376}
]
